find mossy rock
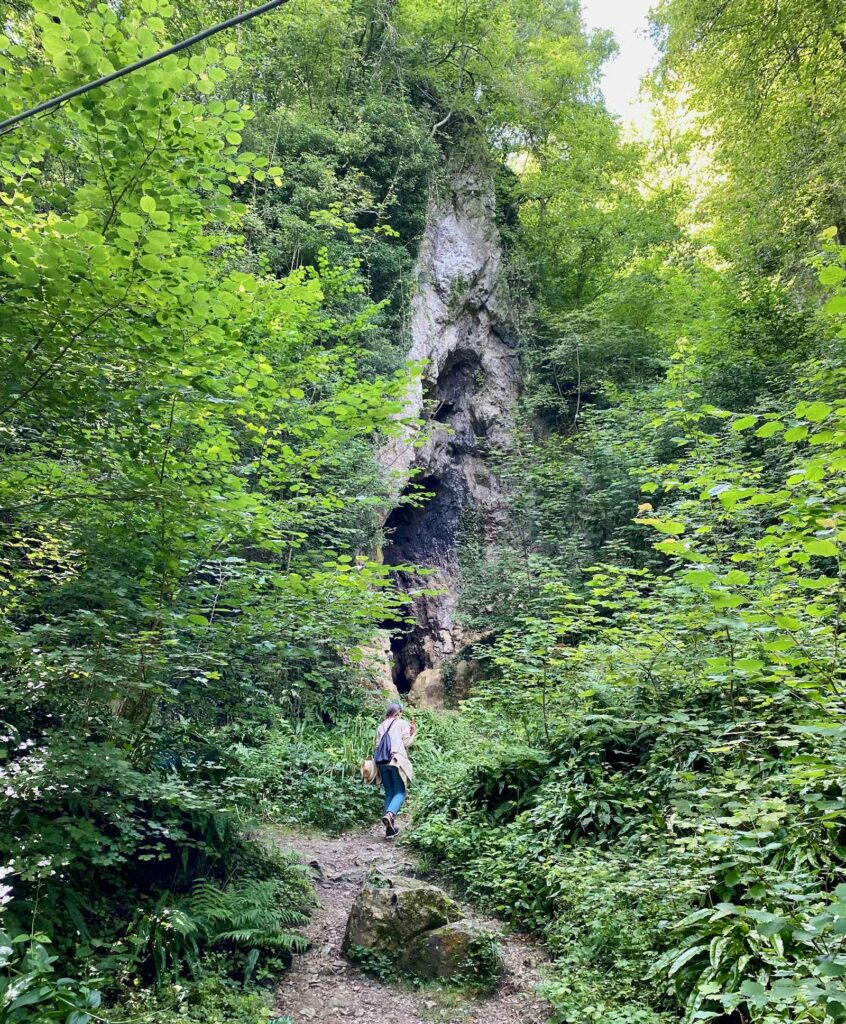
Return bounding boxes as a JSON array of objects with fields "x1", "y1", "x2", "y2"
[
  {"x1": 401, "y1": 921, "x2": 503, "y2": 991},
  {"x1": 342, "y1": 876, "x2": 461, "y2": 956}
]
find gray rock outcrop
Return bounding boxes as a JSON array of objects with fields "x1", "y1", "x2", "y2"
[
  {"x1": 408, "y1": 666, "x2": 445, "y2": 709},
  {"x1": 343, "y1": 875, "x2": 501, "y2": 990},
  {"x1": 380, "y1": 164, "x2": 519, "y2": 699},
  {"x1": 342, "y1": 876, "x2": 460, "y2": 955}
]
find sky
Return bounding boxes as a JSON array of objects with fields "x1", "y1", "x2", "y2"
[{"x1": 580, "y1": 0, "x2": 659, "y2": 120}]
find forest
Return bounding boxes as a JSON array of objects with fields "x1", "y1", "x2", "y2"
[{"x1": 1, "y1": 0, "x2": 845, "y2": 1022}]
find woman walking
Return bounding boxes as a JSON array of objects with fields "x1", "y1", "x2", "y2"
[{"x1": 374, "y1": 701, "x2": 416, "y2": 838}]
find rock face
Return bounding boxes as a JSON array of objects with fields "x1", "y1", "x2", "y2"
[
  {"x1": 343, "y1": 875, "x2": 501, "y2": 990},
  {"x1": 452, "y1": 657, "x2": 484, "y2": 700},
  {"x1": 408, "y1": 666, "x2": 445, "y2": 709},
  {"x1": 342, "y1": 877, "x2": 460, "y2": 955},
  {"x1": 380, "y1": 164, "x2": 519, "y2": 698},
  {"x1": 357, "y1": 628, "x2": 400, "y2": 698}
]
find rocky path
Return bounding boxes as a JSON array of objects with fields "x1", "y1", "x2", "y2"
[{"x1": 270, "y1": 824, "x2": 551, "y2": 1024}]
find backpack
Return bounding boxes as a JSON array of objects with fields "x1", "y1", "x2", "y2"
[{"x1": 374, "y1": 719, "x2": 398, "y2": 765}]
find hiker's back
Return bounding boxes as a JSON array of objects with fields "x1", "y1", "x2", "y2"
[{"x1": 376, "y1": 716, "x2": 412, "y2": 758}]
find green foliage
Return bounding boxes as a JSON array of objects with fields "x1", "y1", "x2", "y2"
[
  {"x1": 420, "y1": 184, "x2": 846, "y2": 1024},
  {"x1": 653, "y1": 0, "x2": 846, "y2": 267},
  {"x1": 115, "y1": 963, "x2": 278, "y2": 1024},
  {"x1": 187, "y1": 874, "x2": 311, "y2": 954},
  {"x1": 131, "y1": 852, "x2": 314, "y2": 986},
  {"x1": 345, "y1": 943, "x2": 399, "y2": 984},
  {"x1": 654, "y1": 885, "x2": 846, "y2": 1023},
  {"x1": 236, "y1": 717, "x2": 383, "y2": 832},
  {"x1": 0, "y1": 931, "x2": 102, "y2": 1024},
  {"x1": 4, "y1": 1, "x2": 846, "y2": 1023},
  {"x1": 0, "y1": 0, "x2": 417, "y2": 1011}
]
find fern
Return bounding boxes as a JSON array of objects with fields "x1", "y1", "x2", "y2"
[
  {"x1": 131, "y1": 896, "x2": 202, "y2": 986},
  {"x1": 186, "y1": 872, "x2": 312, "y2": 955},
  {"x1": 130, "y1": 850, "x2": 314, "y2": 984}
]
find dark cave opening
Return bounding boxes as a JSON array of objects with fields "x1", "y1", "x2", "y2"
[
  {"x1": 389, "y1": 631, "x2": 414, "y2": 693},
  {"x1": 381, "y1": 471, "x2": 466, "y2": 695},
  {"x1": 382, "y1": 474, "x2": 460, "y2": 568},
  {"x1": 436, "y1": 350, "x2": 485, "y2": 408},
  {"x1": 433, "y1": 399, "x2": 455, "y2": 422},
  {"x1": 375, "y1": 618, "x2": 425, "y2": 695},
  {"x1": 422, "y1": 350, "x2": 486, "y2": 430}
]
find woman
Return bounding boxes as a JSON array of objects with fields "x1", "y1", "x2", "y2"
[{"x1": 374, "y1": 701, "x2": 417, "y2": 838}]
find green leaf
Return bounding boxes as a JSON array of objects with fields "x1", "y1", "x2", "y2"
[
  {"x1": 755, "y1": 421, "x2": 783, "y2": 438},
  {"x1": 684, "y1": 569, "x2": 718, "y2": 587},
  {"x1": 636, "y1": 518, "x2": 686, "y2": 535},
  {"x1": 736, "y1": 657, "x2": 764, "y2": 672},
  {"x1": 723, "y1": 570, "x2": 750, "y2": 585},
  {"x1": 804, "y1": 538, "x2": 839, "y2": 557},
  {"x1": 819, "y1": 265, "x2": 846, "y2": 287},
  {"x1": 825, "y1": 294, "x2": 846, "y2": 314},
  {"x1": 797, "y1": 575, "x2": 838, "y2": 589},
  {"x1": 804, "y1": 401, "x2": 833, "y2": 423},
  {"x1": 655, "y1": 539, "x2": 704, "y2": 561}
]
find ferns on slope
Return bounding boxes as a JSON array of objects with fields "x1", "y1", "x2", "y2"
[
  {"x1": 132, "y1": 851, "x2": 315, "y2": 984},
  {"x1": 187, "y1": 876, "x2": 311, "y2": 953}
]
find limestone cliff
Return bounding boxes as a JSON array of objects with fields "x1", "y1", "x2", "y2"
[{"x1": 379, "y1": 164, "x2": 519, "y2": 700}]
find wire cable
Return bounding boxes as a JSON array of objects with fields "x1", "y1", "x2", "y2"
[{"x1": 0, "y1": 0, "x2": 293, "y2": 138}]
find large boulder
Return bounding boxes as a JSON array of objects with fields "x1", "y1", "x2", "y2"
[
  {"x1": 342, "y1": 876, "x2": 460, "y2": 956},
  {"x1": 344, "y1": 877, "x2": 502, "y2": 991},
  {"x1": 401, "y1": 920, "x2": 503, "y2": 990},
  {"x1": 408, "y1": 667, "x2": 445, "y2": 709}
]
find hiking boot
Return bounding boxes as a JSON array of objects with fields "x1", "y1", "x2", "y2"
[{"x1": 382, "y1": 812, "x2": 395, "y2": 836}]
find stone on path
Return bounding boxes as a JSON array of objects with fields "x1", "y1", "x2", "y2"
[
  {"x1": 343, "y1": 874, "x2": 502, "y2": 990},
  {"x1": 402, "y1": 920, "x2": 503, "y2": 989},
  {"x1": 271, "y1": 825, "x2": 549, "y2": 1023},
  {"x1": 342, "y1": 875, "x2": 461, "y2": 954}
]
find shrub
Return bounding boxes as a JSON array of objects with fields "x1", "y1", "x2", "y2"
[{"x1": 237, "y1": 720, "x2": 383, "y2": 832}]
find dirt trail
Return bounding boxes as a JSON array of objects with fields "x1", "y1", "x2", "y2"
[{"x1": 270, "y1": 824, "x2": 551, "y2": 1024}]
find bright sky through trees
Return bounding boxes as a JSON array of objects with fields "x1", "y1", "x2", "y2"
[{"x1": 581, "y1": 0, "x2": 657, "y2": 117}]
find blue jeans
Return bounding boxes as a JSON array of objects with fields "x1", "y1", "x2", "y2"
[{"x1": 380, "y1": 764, "x2": 406, "y2": 817}]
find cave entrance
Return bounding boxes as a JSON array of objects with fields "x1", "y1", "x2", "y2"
[
  {"x1": 381, "y1": 476, "x2": 449, "y2": 694},
  {"x1": 382, "y1": 475, "x2": 448, "y2": 567},
  {"x1": 436, "y1": 350, "x2": 484, "y2": 409},
  {"x1": 382, "y1": 470, "x2": 467, "y2": 576},
  {"x1": 422, "y1": 350, "x2": 486, "y2": 430},
  {"x1": 389, "y1": 631, "x2": 414, "y2": 694},
  {"x1": 376, "y1": 619, "x2": 424, "y2": 695}
]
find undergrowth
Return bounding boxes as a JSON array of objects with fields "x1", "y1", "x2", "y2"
[{"x1": 238, "y1": 717, "x2": 384, "y2": 832}]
